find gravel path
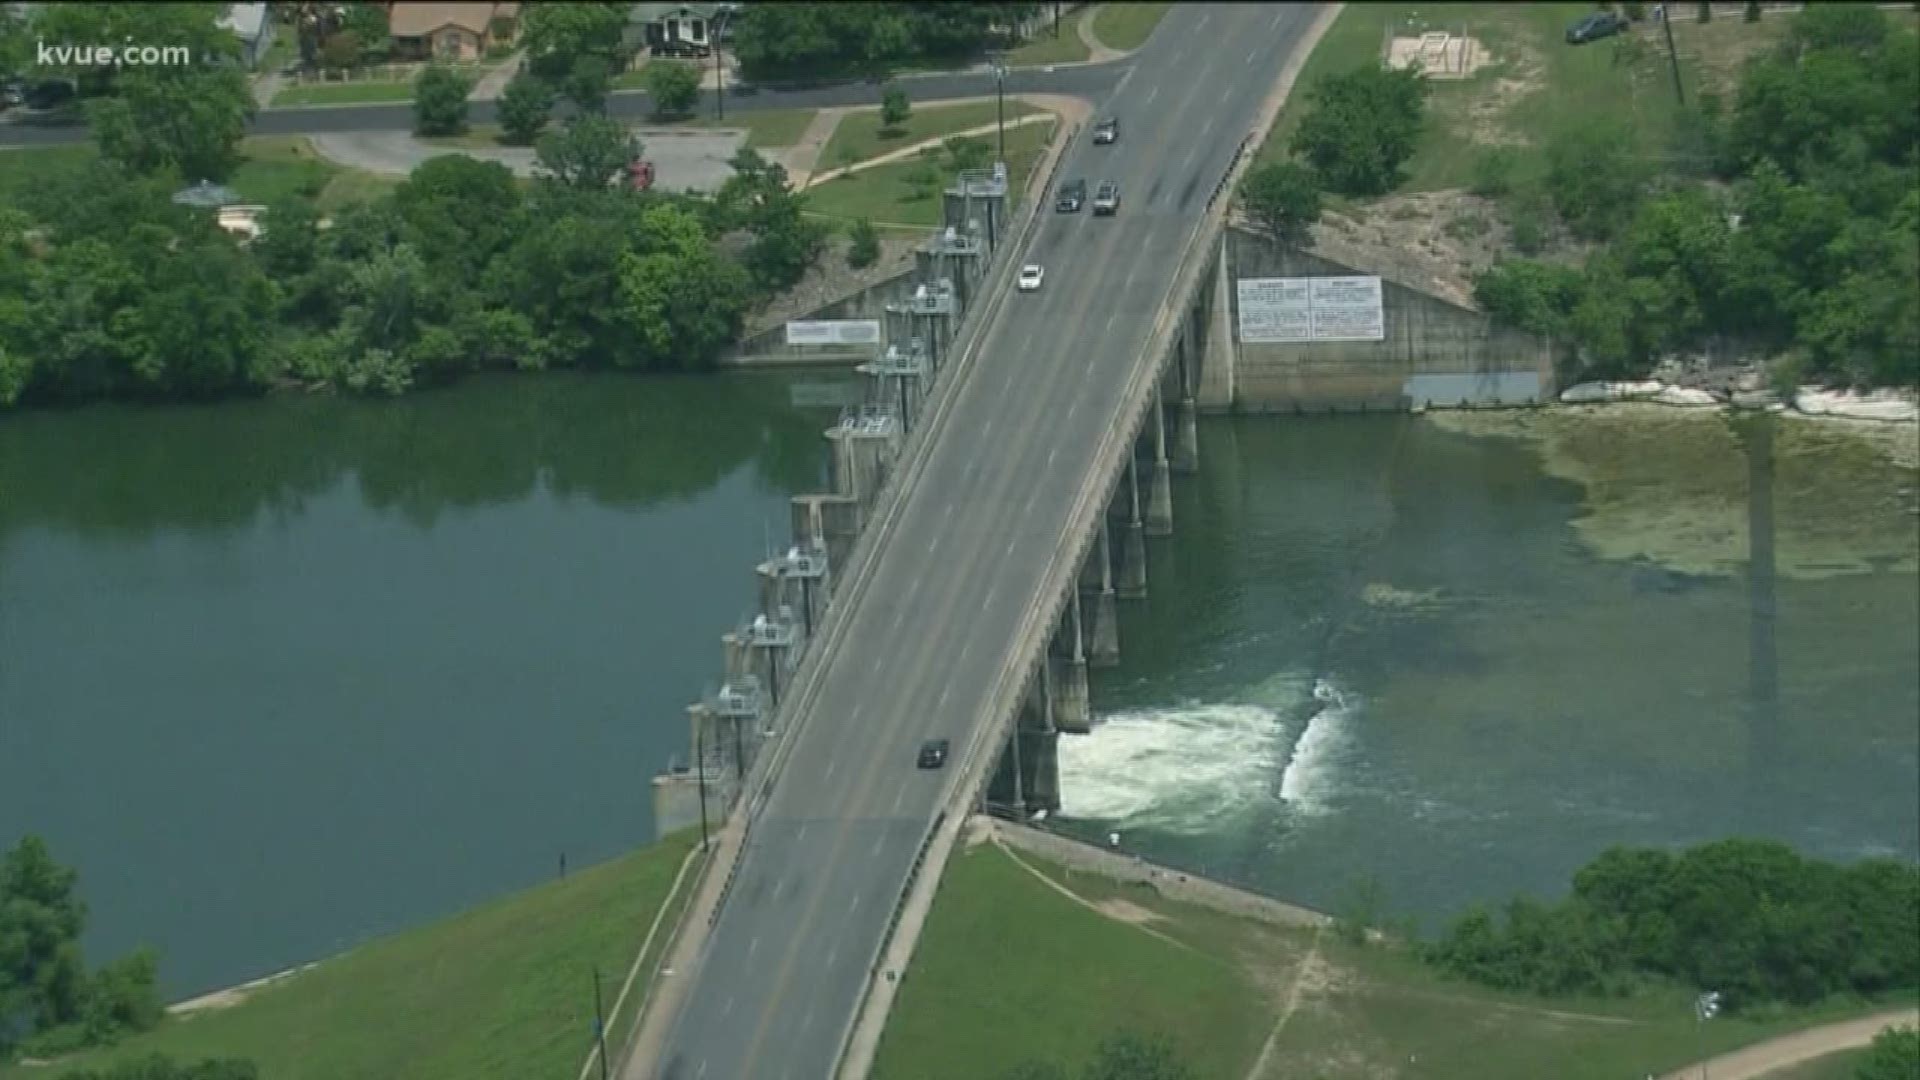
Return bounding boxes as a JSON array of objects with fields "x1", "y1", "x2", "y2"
[{"x1": 1656, "y1": 1009, "x2": 1919, "y2": 1080}]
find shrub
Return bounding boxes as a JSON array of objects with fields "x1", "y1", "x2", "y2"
[
  {"x1": 1289, "y1": 63, "x2": 1428, "y2": 197},
  {"x1": 497, "y1": 70, "x2": 556, "y2": 146},
  {"x1": 645, "y1": 60, "x2": 703, "y2": 120},
  {"x1": 1745, "y1": 0, "x2": 1762, "y2": 21},
  {"x1": 1470, "y1": 147, "x2": 1521, "y2": 199},
  {"x1": 880, "y1": 85, "x2": 911, "y2": 132},
  {"x1": 1240, "y1": 158, "x2": 1322, "y2": 244},
  {"x1": 1544, "y1": 121, "x2": 1648, "y2": 240},
  {"x1": 847, "y1": 217, "x2": 880, "y2": 268},
  {"x1": 412, "y1": 63, "x2": 473, "y2": 137},
  {"x1": 1506, "y1": 187, "x2": 1553, "y2": 254}
]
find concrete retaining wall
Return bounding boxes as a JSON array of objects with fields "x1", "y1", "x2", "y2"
[
  {"x1": 1208, "y1": 226, "x2": 1554, "y2": 412},
  {"x1": 727, "y1": 268, "x2": 922, "y2": 366}
]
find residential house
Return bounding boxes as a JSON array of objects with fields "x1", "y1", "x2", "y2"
[
  {"x1": 217, "y1": 3, "x2": 276, "y2": 68},
  {"x1": 386, "y1": 1, "x2": 520, "y2": 61},
  {"x1": 629, "y1": 2, "x2": 739, "y2": 59}
]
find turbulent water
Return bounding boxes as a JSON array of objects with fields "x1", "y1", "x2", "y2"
[{"x1": 1056, "y1": 413, "x2": 1920, "y2": 926}]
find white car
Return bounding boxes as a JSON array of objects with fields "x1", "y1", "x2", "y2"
[{"x1": 1017, "y1": 264, "x2": 1044, "y2": 292}]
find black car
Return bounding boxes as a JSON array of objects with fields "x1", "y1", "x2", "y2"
[
  {"x1": 916, "y1": 738, "x2": 950, "y2": 769},
  {"x1": 1566, "y1": 11, "x2": 1628, "y2": 45},
  {"x1": 1093, "y1": 117, "x2": 1119, "y2": 145},
  {"x1": 1055, "y1": 178, "x2": 1087, "y2": 213},
  {"x1": 1092, "y1": 180, "x2": 1120, "y2": 216}
]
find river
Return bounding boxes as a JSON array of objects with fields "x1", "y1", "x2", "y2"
[
  {"x1": 0, "y1": 371, "x2": 850, "y2": 998},
  {"x1": 1058, "y1": 410, "x2": 1920, "y2": 927}
]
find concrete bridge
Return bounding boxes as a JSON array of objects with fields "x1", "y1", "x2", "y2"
[{"x1": 624, "y1": 7, "x2": 1353, "y2": 1079}]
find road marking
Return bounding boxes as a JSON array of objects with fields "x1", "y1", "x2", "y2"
[
  {"x1": 1006, "y1": 537, "x2": 1018, "y2": 560},
  {"x1": 850, "y1": 891, "x2": 862, "y2": 914},
  {"x1": 929, "y1": 531, "x2": 942, "y2": 556},
  {"x1": 1145, "y1": 85, "x2": 1159, "y2": 105},
  {"x1": 982, "y1": 414, "x2": 996, "y2": 438},
  {"x1": 941, "y1": 501, "x2": 955, "y2": 526},
  {"x1": 959, "y1": 637, "x2": 974, "y2": 665},
  {"x1": 1104, "y1": 313, "x2": 1118, "y2": 334},
  {"x1": 1047, "y1": 447, "x2": 1058, "y2": 469},
  {"x1": 749, "y1": 935, "x2": 760, "y2": 958},
  {"x1": 1125, "y1": 266, "x2": 1138, "y2": 292},
  {"x1": 696, "y1": 1061, "x2": 707, "y2": 1080},
  {"x1": 1246, "y1": 47, "x2": 1260, "y2": 66},
  {"x1": 796, "y1": 823, "x2": 808, "y2": 843},
  {"x1": 1223, "y1": 87, "x2": 1235, "y2": 105},
  {"x1": 722, "y1": 995, "x2": 734, "y2": 1017},
  {"x1": 871, "y1": 834, "x2": 886, "y2": 856},
  {"x1": 1197, "y1": 11, "x2": 1211, "y2": 29},
  {"x1": 891, "y1": 785, "x2": 907, "y2": 813},
  {"x1": 1067, "y1": 397, "x2": 1080, "y2": 422},
  {"x1": 824, "y1": 757, "x2": 837, "y2": 782},
  {"x1": 826, "y1": 942, "x2": 839, "y2": 970},
  {"x1": 891, "y1": 606, "x2": 907, "y2": 634},
  {"x1": 1272, "y1": 10, "x2": 1286, "y2": 29},
  {"x1": 938, "y1": 684, "x2": 952, "y2": 709}
]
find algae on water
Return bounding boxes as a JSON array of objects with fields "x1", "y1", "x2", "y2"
[{"x1": 1426, "y1": 405, "x2": 1920, "y2": 579}]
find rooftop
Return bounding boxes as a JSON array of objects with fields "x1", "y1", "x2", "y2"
[{"x1": 387, "y1": 1, "x2": 520, "y2": 38}]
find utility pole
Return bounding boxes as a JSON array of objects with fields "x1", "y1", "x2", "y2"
[
  {"x1": 993, "y1": 58, "x2": 1007, "y2": 164},
  {"x1": 592, "y1": 966, "x2": 610, "y2": 1080},
  {"x1": 693, "y1": 727, "x2": 710, "y2": 851},
  {"x1": 1659, "y1": 4, "x2": 1686, "y2": 106},
  {"x1": 712, "y1": 10, "x2": 728, "y2": 121},
  {"x1": 732, "y1": 714, "x2": 745, "y2": 783}
]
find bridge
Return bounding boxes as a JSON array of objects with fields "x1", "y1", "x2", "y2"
[{"x1": 625, "y1": 7, "x2": 1333, "y2": 1079}]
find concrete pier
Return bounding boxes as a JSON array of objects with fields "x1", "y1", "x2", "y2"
[
  {"x1": 1173, "y1": 395, "x2": 1200, "y2": 474},
  {"x1": 1086, "y1": 519, "x2": 1121, "y2": 667}
]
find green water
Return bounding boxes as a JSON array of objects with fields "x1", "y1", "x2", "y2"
[
  {"x1": 1061, "y1": 414, "x2": 1920, "y2": 926},
  {"x1": 0, "y1": 372, "x2": 849, "y2": 997}
]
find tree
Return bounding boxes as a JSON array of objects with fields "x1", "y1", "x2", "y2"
[
  {"x1": 0, "y1": 836, "x2": 87, "y2": 1046},
  {"x1": 1289, "y1": 63, "x2": 1427, "y2": 197},
  {"x1": 880, "y1": 85, "x2": 911, "y2": 132},
  {"x1": 646, "y1": 60, "x2": 703, "y2": 120},
  {"x1": 497, "y1": 70, "x2": 557, "y2": 146},
  {"x1": 412, "y1": 63, "x2": 473, "y2": 137},
  {"x1": 563, "y1": 52, "x2": 614, "y2": 114},
  {"x1": 522, "y1": 0, "x2": 631, "y2": 108},
  {"x1": 715, "y1": 148, "x2": 827, "y2": 291},
  {"x1": 847, "y1": 217, "x2": 880, "y2": 268},
  {"x1": 87, "y1": 54, "x2": 255, "y2": 181},
  {"x1": 1544, "y1": 121, "x2": 1647, "y2": 240},
  {"x1": 393, "y1": 154, "x2": 525, "y2": 281},
  {"x1": 320, "y1": 29, "x2": 362, "y2": 71},
  {"x1": 1856, "y1": 1025, "x2": 1920, "y2": 1080},
  {"x1": 1240, "y1": 158, "x2": 1322, "y2": 245},
  {"x1": 617, "y1": 204, "x2": 753, "y2": 369},
  {"x1": 1082, "y1": 1032, "x2": 1195, "y2": 1080},
  {"x1": 537, "y1": 115, "x2": 640, "y2": 189},
  {"x1": 338, "y1": 1, "x2": 389, "y2": 58}
]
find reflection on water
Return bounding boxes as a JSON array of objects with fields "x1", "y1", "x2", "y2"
[
  {"x1": 0, "y1": 372, "x2": 843, "y2": 996},
  {"x1": 1060, "y1": 413, "x2": 1919, "y2": 926}
]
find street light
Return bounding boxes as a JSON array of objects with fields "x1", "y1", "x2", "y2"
[
  {"x1": 712, "y1": 6, "x2": 733, "y2": 121},
  {"x1": 992, "y1": 56, "x2": 1008, "y2": 165},
  {"x1": 1695, "y1": 990, "x2": 1720, "y2": 1080}
]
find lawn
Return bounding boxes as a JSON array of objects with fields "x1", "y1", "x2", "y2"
[
  {"x1": 1254, "y1": 2, "x2": 1792, "y2": 193},
  {"x1": 1005, "y1": 16, "x2": 1093, "y2": 66},
  {"x1": 819, "y1": 99, "x2": 1041, "y2": 176},
  {"x1": 1091, "y1": 2, "x2": 1173, "y2": 52},
  {"x1": 421, "y1": 109, "x2": 818, "y2": 152},
  {"x1": 1, "y1": 832, "x2": 703, "y2": 1080},
  {"x1": 874, "y1": 833, "x2": 1919, "y2": 1080},
  {"x1": 802, "y1": 116, "x2": 1055, "y2": 229},
  {"x1": 272, "y1": 79, "x2": 415, "y2": 107},
  {"x1": 1765, "y1": 1049, "x2": 1870, "y2": 1080},
  {"x1": 0, "y1": 137, "x2": 395, "y2": 215}
]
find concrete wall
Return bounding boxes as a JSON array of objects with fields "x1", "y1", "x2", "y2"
[
  {"x1": 726, "y1": 268, "x2": 922, "y2": 366},
  {"x1": 1209, "y1": 226, "x2": 1554, "y2": 412}
]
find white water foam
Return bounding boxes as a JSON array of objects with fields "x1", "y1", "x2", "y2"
[
  {"x1": 1056, "y1": 701, "x2": 1290, "y2": 833},
  {"x1": 1277, "y1": 677, "x2": 1355, "y2": 817}
]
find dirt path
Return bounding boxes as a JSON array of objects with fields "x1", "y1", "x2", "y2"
[
  {"x1": 778, "y1": 107, "x2": 847, "y2": 189},
  {"x1": 1076, "y1": 6, "x2": 1128, "y2": 64},
  {"x1": 1657, "y1": 1009, "x2": 1918, "y2": 1080},
  {"x1": 991, "y1": 836, "x2": 1197, "y2": 953},
  {"x1": 799, "y1": 112, "x2": 1056, "y2": 188},
  {"x1": 1242, "y1": 929, "x2": 1325, "y2": 1080}
]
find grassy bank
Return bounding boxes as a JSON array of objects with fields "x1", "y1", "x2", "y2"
[
  {"x1": 272, "y1": 80, "x2": 416, "y2": 107},
  {"x1": 876, "y1": 836, "x2": 1914, "y2": 1079},
  {"x1": 0, "y1": 136, "x2": 396, "y2": 214},
  {"x1": 818, "y1": 99, "x2": 1042, "y2": 176},
  {"x1": 1091, "y1": 3, "x2": 1173, "y2": 52},
  {"x1": 1006, "y1": 17, "x2": 1092, "y2": 66},
  {"x1": 804, "y1": 116, "x2": 1055, "y2": 228},
  {"x1": 421, "y1": 108, "x2": 820, "y2": 152},
  {"x1": 2, "y1": 832, "x2": 702, "y2": 1080}
]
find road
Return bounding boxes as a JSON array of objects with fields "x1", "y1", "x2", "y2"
[
  {"x1": 639, "y1": 6, "x2": 1321, "y2": 1079},
  {"x1": 0, "y1": 62, "x2": 1125, "y2": 148}
]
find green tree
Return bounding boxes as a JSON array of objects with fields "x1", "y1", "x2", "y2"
[
  {"x1": 880, "y1": 85, "x2": 911, "y2": 132},
  {"x1": 497, "y1": 70, "x2": 557, "y2": 145},
  {"x1": 1082, "y1": 1031, "x2": 1195, "y2": 1080},
  {"x1": 0, "y1": 2, "x2": 30, "y2": 83},
  {"x1": 394, "y1": 154, "x2": 524, "y2": 283},
  {"x1": 338, "y1": 0, "x2": 389, "y2": 58},
  {"x1": 87, "y1": 57, "x2": 255, "y2": 181},
  {"x1": 1240, "y1": 158, "x2": 1322, "y2": 245},
  {"x1": 646, "y1": 60, "x2": 703, "y2": 119},
  {"x1": 319, "y1": 28, "x2": 362, "y2": 71},
  {"x1": 412, "y1": 62, "x2": 473, "y2": 137},
  {"x1": 1856, "y1": 1025, "x2": 1920, "y2": 1080},
  {"x1": 1544, "y1": 121, "x2": 1647, "y2": 240},
  {"x1": 1614, "y1": 188, "x2": 1735, "y2": 356},
  {"x1": 537, "y1": 115, "x2": 640, "y2": 190},
  {"x1": 1289, "y1": 62, "x2": 1427, "y2": 197},
  {"x1": 522, "y1": 0, "x2": 631, "y2": 109},
  {"x1": 617, "y1": 204, "x2": 752, "y2": 369},
  {"x1": 0, "y1": 836, "x2": 88, "y2": 1046},
  {"x1": 847, "y1": 217, "x2": 880, "y2": 268},
  {"x1": 563, "y1": 52, "x2": 615, "y2": 114},
  {"x1": 715, "y1": 148, "x2": 827, "y2": 291}
]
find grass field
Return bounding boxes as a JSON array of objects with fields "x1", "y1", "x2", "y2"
[
  {"x1": 1766, "y1": 1048, "x2": 1869, "y2": 1080},
  {"x1": 803, "y1": 116, "x2": 1055, "y2": 229},
  {"x1": 1254, "y1": 2, "x2": 1795, "y2": 192},
  {"x1": 875, "y1": 836, "x2": 1918, "y2": 1080},
  {"x1": 1, "y1": 832, "x2": 702, "y2": 1080},
  {"x1": 421, "y1": 108, "x2": 819, "y2": 152},
  {"x1": 1091, "y1": 2, "x2": 1173, "y2": 52},
  {"x1": 273, "y1": 79, "x2": 416, "y2": 107},
  {"x1": 819, "y1": 100, "x2": 1042, "y2": 177},
  {"x1": 0, "y1": 137, "x2": 396, "y2": 214},
  {"x1": 1005, "y1": 15, "x2": 1092, "y2": 66}
]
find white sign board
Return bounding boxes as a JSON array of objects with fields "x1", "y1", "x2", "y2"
[
  {"x1": 785, "y1": 319, "x2": 882, "y2": 347},
  {"x1": 1237, "y1": 276, "x2": 1386, "y2": 343}
]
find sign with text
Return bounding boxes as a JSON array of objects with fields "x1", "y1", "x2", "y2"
[
  {"x1": 1236, "y1": 275, "x2": 1386, "y2": 343},
  {"x1": 785, "y1": 319, "x2": 882, "y2": 347}
]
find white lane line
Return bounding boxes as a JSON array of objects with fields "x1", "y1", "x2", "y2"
[
  {"x1": 850, "y1": 891, "x2": 862, "y2": 914},
  {"x1": 959, "y1": 636, "x2": 974, "y2": 666},
  {"x1": 1105, "y1": 313, "x2": 1118, "y2": 334},
  {"x1": 983, "y1": 414, "x2": 996, "y2": 438},
  {"x1": 1197, "y1": 11, "x2": 1211, "y2": 29},
  {"x1": 1246, "y1": 47, "x2": 1259, "y2": 66},
  {"x1": 1124, "y1": 266, "x2": 1138, "y2": 292},
  {"x1": 929, "y1": 530, "x2": 942, "y2": 557},
  {"x1": 826, "y1": 941, "x2": 839, "y2": 970},
  {"x1": 824, "y1": 757, "x2": 837, "y2": 782},
  {"x1": 871, "y1": 834, "x2": 886, "y2": 856},
  {"x1": 722, "y1": 995, "x2": 734, "y2": 1017},
  {"x1": 696, "y1": 1061, "x2": 708, "y2": 1080},
  {"x1": 796, "y1": 823, "x2": 808, "y2": 844},
  {"x1": 1272, "y1": 10, "x2": 1286, "y2": 29},
  {"x1": 938, "y1": 684, "x2": 952, "y2": 710},
  {"x1": 941, "y1": 501, "x2": 956, "y2": 526},
  {"x1": 1145, "y1": 85, "x2": 1159, "y2": 105},
  {"x1": 1006, "y1": 537, "x2": 1018, "y2": 560},
  {"x1": 1067, "y1": 396, "x2": 1080, "y2": 422},
  {"x1": 749, "y1": 935, "x2": 760, "y2": 957},
  {"x1": 1047, "y1": 447, "x2": 1058, "y2": 469},
  {"x1": 1223, "y1": 87, "x2": 1235, "y2": 105},
  {"x1": 891, "y1": 785, "x2": 907, "y2": 813},
  {"x1": 891, "y1": 606, "x2": 907, "y2": 634}
]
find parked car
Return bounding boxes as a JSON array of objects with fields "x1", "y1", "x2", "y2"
[
  {"x1": 1018, "y1": 265, "x2": 1045, "y2": 292},
  {"x1": 916, "y1": 738, "x2": 950, "y2": 769},
  {"x1": 1093, "y1": 117, "x2": 1119, "y2": 145},
  {"x1": 1092, "y1": 180, "x2": 1120, "y2": 216},
  {"x1": 1566, "y1": 11, "x2": 1628, "y2": 44},
  {"x1": 1055, "y1": 178, "x2": 1087, "y2": 213}
]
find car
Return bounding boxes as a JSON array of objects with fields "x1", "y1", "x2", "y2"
[
  {"x1": 1055, "y1": 178, "x2": 1087, "y2": 213},
  {"x1": 916, "y1": 738, "x2": 950, "y2": 769},
  {"x1": 1017, "y1": 264, "x2": 1045, "y2": 292},
  {"x1": 1093, "y1": 117, "x2": 1119, "y2": 145},
  {"x1": 1566, "y1": 11, "x2": 1628, "y2": 45},
  {"x1": 1092, "y1": 180, "x2": 1120, "y2": 216}
]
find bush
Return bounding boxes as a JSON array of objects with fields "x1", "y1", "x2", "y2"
[
  {"x1": 880, "y1": 85, "x2": 911, "y2": 132},
  {"x1": 497, "y1": 70, "x2": 556, "y2": 146},
  {"x1": 1745, "y1": 0, "x2": 1762, "y2": 21},
  {"x1": 645, "y1": 60, "x2": 703, "y2": 120},
  {"x1": 1544, "y1": 121, "x2": 1647, "y2": 240},
  {"x1": 1857, "y1": 1026, "x2": 1920, "y2": 1080},
  {"x1": 1474, "y1": 259, "x2": 1585, "y2": 336},
  {"x1": 1505, "y1": 187, "x2": 1553, "y2": 254},
  {"x1": 847, "y1": 217, "x2": 880, "y2": 268},
  {"x1": 1289, "y1": 63, "x2": 1428, "y2": 197},
  {"x1": 1240, "y1": 158, "x2": 1322, "y2": 244},
  {"x1": 1470, "y1": 146, "x2": 1520, "y2": 199},
  {"x1": 412, "y1": 63, "x2": 473, "y2": 137}
]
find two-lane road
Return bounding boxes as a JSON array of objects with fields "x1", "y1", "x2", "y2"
[{"x1": 642, "y1": 7, "x2": 1322, "y2": 1079}]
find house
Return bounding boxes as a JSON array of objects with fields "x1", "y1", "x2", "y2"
[
  {"x1": 630, "y1": 2, "x2": 739, "y2": 59},
  {"x1": 386, "y1": 1, "x2": 521, "y2": 61},
  {"x1": 217, "y1": 3, "x2": 275, "y2": 68}
]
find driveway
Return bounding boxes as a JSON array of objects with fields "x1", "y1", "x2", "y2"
[{"x1": 308, "y1": 128, "x2": 745, "y2": 192}]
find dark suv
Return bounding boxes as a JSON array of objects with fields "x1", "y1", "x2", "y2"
[
  {"x1": 1092, "y1": 180, "x2": 1120, "y2": 216},
  {"x1": 1566, "y1": 11, "x2": 1628, "y2": 45},
  {"x1": 1055, "y1": 178, "x2": 1087, "y2": 213},
  {"x1": 916, "y1": 738, "x2": 950, "y2": 769},
  {"x1": 1093, "y1": 117, "x2": 1119, "y2": 145}
]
